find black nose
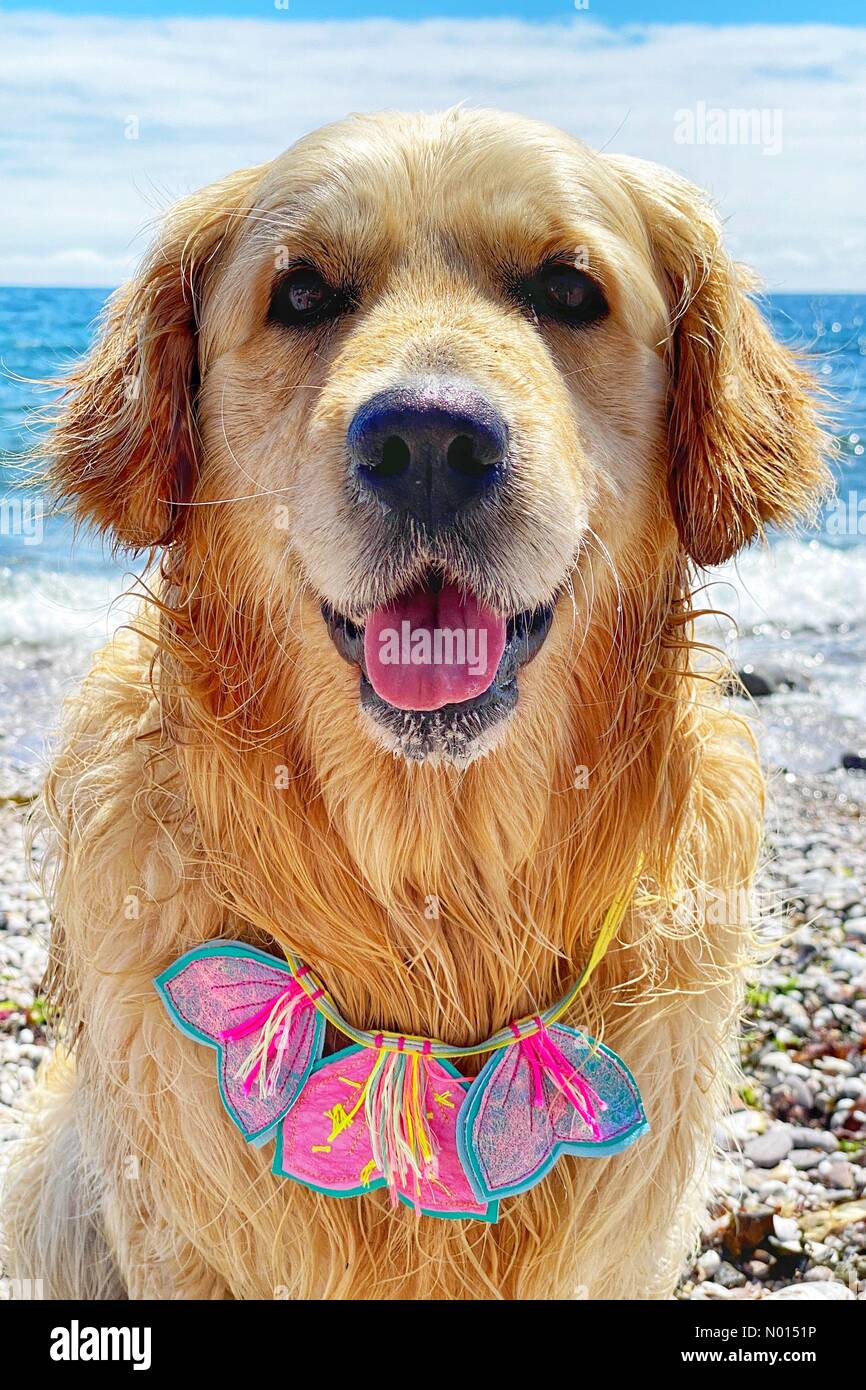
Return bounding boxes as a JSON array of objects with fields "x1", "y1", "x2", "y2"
[{"x1": 347, "y1": 383, "x2": 508, "y2": 529}]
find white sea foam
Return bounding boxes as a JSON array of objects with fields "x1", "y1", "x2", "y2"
[
  {"x1": 0, "y1": 563, "x2": 137, "y2": 647},
  {"x1": 700, "y1": 538, "x2": 866, "y2": 636},
  {"x1": 695, "y1": 539, "x2": 866, "y2": 773}
]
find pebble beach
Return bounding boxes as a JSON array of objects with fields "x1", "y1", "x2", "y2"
[{"x1": 681, "y1": 768, "x2": 866, "y2": 1302}]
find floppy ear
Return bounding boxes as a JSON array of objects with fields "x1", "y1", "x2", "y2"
[
  {"x1": 48, "y1": 168, "x2": 259, "y2": 551},
  {"x1": 610, "y1": 157, "x2": 832, "y2": 567}
]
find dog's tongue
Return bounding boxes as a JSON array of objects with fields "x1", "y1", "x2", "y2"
[{"x1": 364, "y1": 582, "x2": 506, "y2": 711}]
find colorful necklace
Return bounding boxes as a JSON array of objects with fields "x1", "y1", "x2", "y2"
[{"x1": 155, "y1": 867, "x2": 648, "y2": 1223}]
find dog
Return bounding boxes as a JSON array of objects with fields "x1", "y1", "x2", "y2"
[{"x1": 4, "y1": 108, "x2": 829, "y2": 1300}]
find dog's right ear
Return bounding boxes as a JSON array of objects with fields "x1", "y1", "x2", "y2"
[
  {"x1": 607, "y1": 155, "x2": 832, "y2": 567},
  {"x1": 48, "y1": 168, "x2": 259, "y2": 552}
]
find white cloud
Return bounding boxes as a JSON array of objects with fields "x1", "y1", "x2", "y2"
[{"x1": 3, "y1": 13, "x2": 865, "y2": 288}]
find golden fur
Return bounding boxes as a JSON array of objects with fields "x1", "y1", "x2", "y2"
[{"x1": 3, "y1": 109, "x2": 829, "y2": 1299}]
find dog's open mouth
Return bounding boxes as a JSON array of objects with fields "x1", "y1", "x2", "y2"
[{"x1": 322, "y1": 573, "x2": 553, "y2": 764}]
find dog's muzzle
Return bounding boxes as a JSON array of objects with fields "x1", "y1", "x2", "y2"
[{"x1": 322, "y1": 574, "x2": 553, "y2": 766}]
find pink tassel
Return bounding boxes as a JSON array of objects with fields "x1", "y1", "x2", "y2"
[
  {"x1": 518, "y1": 1024, "x2": 606, "y2": 1139},
  {"x1": 220, "y1": 992, "x2": 296, "y2": 1043},
  {"x1": 220, "y1": 979, "x2": 315, "y2": 1098}
]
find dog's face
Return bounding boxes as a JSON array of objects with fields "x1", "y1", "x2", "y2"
[
  {"x1": 197, "y1": 112, "x2": 672, "y2": 765},
  {"x1": 53, "y1": 110, "x2": 827, "y2": 770}
]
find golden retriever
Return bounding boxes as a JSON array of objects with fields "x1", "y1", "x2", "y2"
[{"x1": 4, "y1": 108, "x2": 829, "y2": 1300}]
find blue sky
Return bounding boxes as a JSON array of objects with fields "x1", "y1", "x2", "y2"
[
  {"x1": 2, "y1": 0, "x2": 863, "y2": 19},
  {"x1": 3, "y1": 7, "x2": 864, "y2": 288}
]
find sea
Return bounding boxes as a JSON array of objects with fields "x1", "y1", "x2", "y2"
[{"x1": 0, "y1": 287, "x2": 864, "y2": 791}]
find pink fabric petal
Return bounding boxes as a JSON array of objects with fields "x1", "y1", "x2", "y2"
[
  {"x1": 459, "y1": 1024, "x2": 647, "y2": 1200},
  {"x1": 274, "y1": 1046, "x2": 493, "y2": 1220},
  {"x1": 156, "y1": 944, "x2": 323, "y2": 1141},
  {"x1": 161, "y1": 950, "x2": 298, "y2": 1038}
]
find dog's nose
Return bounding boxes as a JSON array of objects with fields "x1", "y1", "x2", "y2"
[{"x1": 348, "y1": 384, "x2": 508, "y2": 529}]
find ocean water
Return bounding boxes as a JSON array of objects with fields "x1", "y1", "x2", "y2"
[
  {"x1": 0, "y1": 287, "x2": 865, "y2": 781},
  {"x1": 0, "y1": 289, "x2": 133, "y2": 648}
]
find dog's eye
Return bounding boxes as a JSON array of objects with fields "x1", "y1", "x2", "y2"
[
  {"x1": 518, "y1": 263, "x2": 608, "y2": 327},
  {"x1": 268, "y1": 266, "x2": 346, "y2": 328}
]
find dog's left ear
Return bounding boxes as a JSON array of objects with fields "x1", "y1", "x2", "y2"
[
  {"x1": 609, "y1": 156, "x2": 832, "y2": 567},
  {"x1": 48, "y1": 167, "x2": 260, "y2": 552}
]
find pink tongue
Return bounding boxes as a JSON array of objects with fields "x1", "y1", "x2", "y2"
[{"x1": 364, "y1": 583, "x2": 506, "y2": 711}]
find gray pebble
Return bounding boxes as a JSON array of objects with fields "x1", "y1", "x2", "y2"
[
  {"x1": 822, "y1": 983, "x2": 850, "y2": 1004},
  {"x1": 759, "y1": 1052, "x2": 810, "y2": 1079},
  {"x1": 745, "y1": 1129, "x2": 794, "y2": 1168},
  {"x1": 773, "y1": 1215, "x2": 800, "y2": 1242},
  {"x1": 776, "y1": 999, "x2": 810, "y2": 1033},
  {"x1": 691, "y1": 1282, "x2": 738, "y2": 1301},
  {"x1": 815, "y1": 1056, "x2": 855, "y2": 1077},
  {"x1": 830, "y1": 949, "x2": 865, "y2": 975},
  {"x1": 818, "y1": 1159, "x2": 856, "y2": 1188},
  {"x1": 697, "y1": 1249, "x2": 721, "y2": 1278},
  {"x1": 789, "y1": 1148, "x2": 825, "y2": 1170},
  {"x1": 758, "y1": 1180, "x2": 789, "y2": 1200},
  {"x1": 788, "y1": 1127, "x2": 839, "y2": 1152},
  {"x1": 766, "y1": 1282, "x2": 854, "y2": 1301},
  {"x1": 771, "y1": 1077, "x2": 813, "y2": 1110},
  {"x1": 715, "y1": 1262, "x2": 747, "y2": 1289}
]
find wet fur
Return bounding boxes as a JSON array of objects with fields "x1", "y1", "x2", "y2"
[{"x1": 3, "y1": 109, "x2": 829, "y2": 1299}]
